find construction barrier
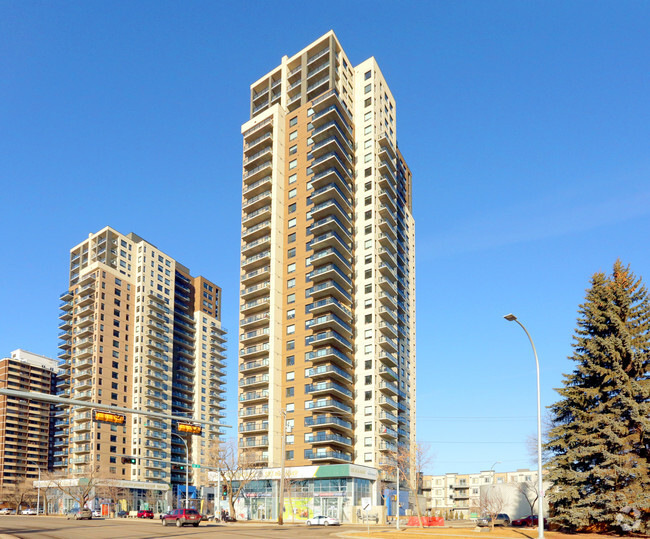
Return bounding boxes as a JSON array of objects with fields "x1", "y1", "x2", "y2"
[{"x1": 407, "y1": 516, "x2": 445, "y2": 526}]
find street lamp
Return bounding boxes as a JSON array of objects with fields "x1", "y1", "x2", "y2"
[
  {"x1": 172, "y1": 433, "x2": 190, "y2": 509},
  {"x1": 489, "y1": 461, "x2": 501, "y2": 483},
  {"x1": 27, "y1": 461, "x2": 41, "y2": 516},
  {"x1": 504, "y1": 314, "x2": 544, "y2": 539}
]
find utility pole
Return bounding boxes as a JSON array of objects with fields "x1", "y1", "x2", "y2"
[
  {"x1": 172, "y1": 433, "x2": 190, "y2": 509},
  {"x1": 277, "y1": 409, "x2": 287, "y2": 525},
  {"x1": 396, "y1": 461, "x2": 400, "y2": 531}
]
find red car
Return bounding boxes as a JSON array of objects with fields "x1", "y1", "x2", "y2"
[
  {"x1": 137, "y1": 509, "x2": 154, "y2": 519},
  {"x1": 512, "y1": 515, "x2": 547, "y2": 527},
  {"x1": 161, "y1": 508, "x2": 202, "y2": 527}
]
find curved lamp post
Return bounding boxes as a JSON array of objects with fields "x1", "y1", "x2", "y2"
[{"x1": 504, "y1": 314, "x2": 544, "y2": 539}]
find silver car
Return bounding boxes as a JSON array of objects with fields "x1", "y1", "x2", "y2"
[
  {"x1": 306, "y1": 515, "x2": 340, "y2": 526},
  {"x1": 67, "y1": 508, "x2": 92, "y2": 520},
  {"x1": 477, "y1": 513, "x2": 510, "y2": 527}
]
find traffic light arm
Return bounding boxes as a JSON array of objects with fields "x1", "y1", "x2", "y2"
[{"x1": 0, "y1": 388, "x2": 231, "y2": 428}]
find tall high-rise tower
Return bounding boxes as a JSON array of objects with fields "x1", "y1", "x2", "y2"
[
  {"x1": 238, "y1": 31, "x2": 416, "y2": 493},
  {"x1": 55, "y1": 226, "x2": 226, "y2": 493}
]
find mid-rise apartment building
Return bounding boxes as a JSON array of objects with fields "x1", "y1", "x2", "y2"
[
  {"x1": 237, "y1": 31, "x2": 416, "y2": 519},
  {"x1": 55, "y1": 226, "x2": 226, "y2": 495},
  {"x1": 422, "y1": 469, "x2": 542, "y2": 518},
  {"x1": 0, "y1": 349, "x2": 57, "y2": 490}
]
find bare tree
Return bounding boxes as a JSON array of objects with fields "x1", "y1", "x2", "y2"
[
  {"x1": 96, "y1": 476, "x2": 127, "y2": 516},
  {"x1": 49, "y1": 465, "x2": 102, "y2": 509},
  {"x1": 212, "y1": 438, "x2": 263, "y2": 518},
  {"x1": 516, "y1": 481, "x2": 539, "y2": 515},
  {"x1": 3, "y1": 477, "x2": 36, "y2": 513},
  {"x1": 480, "y1": 486, "x2": 506, "y2": 531},
  {"x1": 378, "y1": 442, "x2": 432, "y2": 528}
]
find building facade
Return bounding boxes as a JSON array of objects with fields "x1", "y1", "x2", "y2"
[
  {"x1": 0, "y1": 349, "x2": 57, "y2": 490},
  {"x1": 238, "y1": 31, "x2": 416, "y2": 518},
  {"x1": 422, "y1": 469, "x2": 542, "y2": 519},
  {"x1": 55, "y1": 226, "x2": 226, "y2": 495}
]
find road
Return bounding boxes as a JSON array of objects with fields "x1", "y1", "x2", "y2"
[{"x1": 0, "y1": 516, "x2": 363, "y2": 538}]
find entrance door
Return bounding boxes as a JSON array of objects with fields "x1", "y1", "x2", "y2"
[{"x1": 323, "y1": 498, "x2": 339, "y2": 519}]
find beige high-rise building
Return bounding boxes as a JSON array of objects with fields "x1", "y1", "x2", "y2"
[
  {"x1": 0, "y1": 349, "x2": 57, "y2": 490},
  {"x1": 237, "y1": 31, "x2": 416, "y2": 515},
  {"x1": 55, "y1": 226, "x2": 226, "y2": 497}
]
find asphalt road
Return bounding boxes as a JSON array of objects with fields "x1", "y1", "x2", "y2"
[{"x1": 0, "y1": 516, "x2": 363, "y2": 539}]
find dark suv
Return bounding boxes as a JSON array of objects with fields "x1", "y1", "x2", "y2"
[{"x1": 161, "y1": 508, "x2": 202, "y2": 527}]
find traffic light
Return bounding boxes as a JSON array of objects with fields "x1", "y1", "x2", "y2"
[
  {"x1": 172, "y1": 464, "x2": 186, "y2": 471},
  {"x1": 222, "y1": 485, "x2": 227, "y2": 500},
  {"x1": 177, "y1": 422, "x2": 202, "y2": 435},
  {"x1": 121, "y1": 457, "x2": 137, "y2": 465},
  {"x1": 93, "y1": 409, "x2": 126, "y2": 425}
]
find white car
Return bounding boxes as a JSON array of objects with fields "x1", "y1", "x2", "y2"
[
  {"x1": 306, "y1": 515, "x2": 340, "y2": 526},
  {"x1": 92, "y1": 510, "x2": 102, "y2": 518},
  {"x1": 21, "y1": 508, "x2": 37, "y2": 515}
]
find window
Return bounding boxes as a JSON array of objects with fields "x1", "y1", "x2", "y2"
[
  {"x1": 289, "y1": 188, "x2": 297, "y2": 198},
  {"x1": 289, "y1": 173, "x2": 297, "y2": 184},
  {"x1": 364, "y1": 125, "x2": 372, "y2": 135},
  {"x1": 364, "y1": 153, "x2": 371, "y2": 163},
  {"x1": 365, "y1": 422, "x2": 372, "y2": 431},
  {"x1": 286, "y1": 387, "x2": 294, "y2": 397},
  {"x1": 288, "y1": 263, "x2": 296, "y2": 273},
  {"x1": 364, "y1": 71, "x2": 371, "y2": 80},
  {"x1": 365, "y1": 269, "x2": 372, "y2": 278},
  {"x1": 364, "y1": 111, "x2": 372, "y2": 122},
  {"x1": 365, "y1": 225, "x2": 372, "y2": 234},
  {"x1": 289, "y1": 116, "x2": 297, "y2": 127},
  {"x1": 287, "y1": 309, "x2": 295, "y2": 319},
  {"x1": 288, "y1": 233, "x2": 296, "y2": 243},
  {"x1": 286, "y1": 371, "x2": 295, "y2": 381},
  {"x1": 365, "y1": 168, "x2": 372, "y2": 177},
  {"x1": 364, "y1": 406, "x2": 372, "y2": 416},
  {"x1": 364, "y1": 436, "x2": 372, "y2": 446},
  {"x1": 365, "y1": 314, "x2": 372, "y2": 323},
  {"x1": 288, "y1": 203, "x2": 296, "y2": 213},
  {"x1": 287, "y1": 293, "x2": 295, "y2": 304},
  {"x1": 289, "y1": 159, "x2": 297, "y2": 170},
  {"x1": 287, "y1": 324, "x2": 295, "y2": 334},
  {"x1": 365, "y1": 210, "x2": 372, "y2": 220},
  {"x1": 364, "y1": 344, "x2": 372, "y2": 354},
  {"x1": 365, "y1": 329, "x2": 372, "y2": 338},
  {"x1": 286, "y1": 355, "x2": 295, "y2": 366},
  {"x1": 365, "y1": 360, "x2": 372, "y2": 369},
  {"x1": 289, "y1": 145, "x2": 297, "y2": 155},
  {"x1": 364, "y1": 97, "x2": 371, "y2": 107},
  {"x1": 365, "y1": 391, "x2": 372, "y2": 401},
  {"x1": 286, "y1": 340, "x2": 295, "y2": 350},
  {"x1": 286, "y1": 403, "x2": 295, "y2": 412},
  {"x1": 287, "y1": 278, "x2": 295, "y2": 288},
  {"x1": 288, "y1": 218, "x2": 297, "y2": 228},
  {"x1": 364, "y1": 139, "x2": 372, "y2": 149},
  {"x1": 364, "y1": 84, "x2": 371, "y2": 94},
  {"x1": 289, "y1": 131, "x2": 298, "y2": 141},
  {"x1": 365, "y1": 375, "x2": 372, "y2": 384},
  {"x1": 364, "y1": 452, "x2": 372, "y2": 462},
  {"x1": 364, "y1": 254, "x2": 372, "y2": 264},
  {"x1": 288, "y1": 248, "x2": 296, "y2": 258},
  {"x1": 286, "y1": 450, "x2": 294, "y2": 460}
]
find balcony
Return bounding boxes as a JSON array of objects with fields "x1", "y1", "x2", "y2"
[
  {"x1": 239, "y1": 373, "x2": 269, "y2": 388},
  {"x1": 241, "y1": 265, "x2": 271, "y2": 286},
  {"x1": 242, "y1": 235, "x2": 271, "y2": 257},
  {"x1": 379, "y1": 380, "x2": 399, "y2": 396},
  {"x1": 305, "y1": 346, "x2": 352, "y2": 368},
  {"x1": 305, "y1": 415, "x2": 352, "y2": 432},
  {"x1": 239, "y1": 405, "x2": 269, "y2": 419},
  {"x1": 244, "y1": 132, "x2": 272, "y2": 155},
  {"x1": 306, "y1": 296, "x2": 351, "y2": 321},
  {"x1": 307, "y1": 263, "x2": 351, "y2": 289},
  {"x1": 239, "y1": 390, "x2": 269, "y2": 404},
  {"x1": 305, "y1": 381, "x2": 352, "y2": 400},
  {"x1": 307, "y1": 279, "x2": 352, "y2": 303},
  {"x1": 305, "y1": 450, "x2": 351, "y2": 463},
  {"x1": 306, "y1": 432, "x2": 352, "y2": 447},
  {"x1": 379, "y1": 335, "x2": 397, "y2": 353},
  {"x1": 306, "y1": 363, "x2": 352, "y2": 384},
  {"x1": 239, "y1": 421, "x2": 269, "y2": 434},
  {"x1": 308, "y1": 213, "x2": 351, "y2": 242},
  {"x1": 240, "y1": 435, "x2": 268, "y2": 448},
  {"x1": 241, "y1": 296, "x2": 270, "y2": 315},
  {"x1": 379, "y1": 365, "x2": 398, "y2": 381},
  {"x1": 241, "y1": 311, "x2": 270, "y2": 329},
  {"x1": 305, "y1": 397, "x2": 351, "y2": 414},
  {"x1": 240, "y1": 326, "x2": 270, "y2": 344},
  {"x1": 305, "y1": 330, "x2": 352, "y2": 352},
  {"x1": 379, "y1": 305, "x2": 397, "y2": 325},
  {"x1": 243, "y1": 160, "x2": 272, "y2": 184},
  {"x1": 241, "y1": 250, "x2": 270, "y2": 271},
  {"x1": 379, "y1": 395, "x2": 398, "y2": 409},
  {"x1": 379, "y1": 411, "x2": 398, "y2": 425},
  {"x1": 379, "y1": 441, "x2": 398, "y2": 452},
  {"x1": 239, "y1": 357, "x2": 269, "y2": 374},
  {"x1": 242, "y1": 219, "x2": 272, "y2": 243},
  {"x1": 379, "y1": 350, "x2": 398, "y2": 368},
  {"x1": 306, "y1": 313, "x2": 352, "y2": 337},
  {"x1": 242, "y1": 205, "x2": 272, "y2": 227},
  {"x1": 379, "y1": 425, "x2": 398, "y2": 439},
  {"x1": 243, "y1": 145, "x2": 273, "y2": 168},
  {"x1": 241, "y1": 281, "x2": 270, "y2": 302}
]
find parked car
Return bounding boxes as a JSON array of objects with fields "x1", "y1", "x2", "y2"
[
  {"x1": 137, "y1": 509, "x2": 154, "y2": 519},
  {"x1": 477, "y1": 513, "x2": 510, "y2": 527},
  {"x1": 161, "y1": 508, "x2": 202, "y2": 527},
  {"x1": 0, "y1": 508, "x2": 14, "y2": 515},
  {"x1": 92, "y1": 510, "x2": 102, "y2": 518},
  {"x1": 67, "y1": 508, "x2": 92, "y2": 520},
  {"x1": 21, "y1": 508, "x2": 37, "y2": 515},
  {"x1": 116, "y1": 510, "x2": 128, "y2": 518},
  {"x1": 512, "y1": 515, "x2": 547, "y2": 527},
  {"x1": 306, "y1": 515, "x2": 341, "y2": 526}
]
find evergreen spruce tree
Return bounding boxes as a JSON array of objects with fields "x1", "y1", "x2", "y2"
[{"x1": 546, "y1": 261, "x2": 650, "y2": 533}]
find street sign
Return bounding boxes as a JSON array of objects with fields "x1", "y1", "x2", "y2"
[
  {"x1": 192, "y1": 464, "x2": 201, "y2": 468},
  {"x1": 361, "y1": 497, "x2": 371, "y2": 510}
]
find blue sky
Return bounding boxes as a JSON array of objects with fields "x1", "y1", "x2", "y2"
[{"x1": 1, "y1": 1, "x2": 649, "y2": 475}]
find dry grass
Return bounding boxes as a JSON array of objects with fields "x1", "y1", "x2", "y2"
[{"x1": 344, "y1": 527, "x2": 646, "y2": 539}]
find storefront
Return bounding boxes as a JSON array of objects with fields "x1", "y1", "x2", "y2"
[{"x1": 225, "y1": 464, "x2": 378, "y2": 523}]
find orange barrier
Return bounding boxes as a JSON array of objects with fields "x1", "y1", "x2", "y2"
[{"x1": 407, "y1": 516, "x2": 445, "y2": 526}]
